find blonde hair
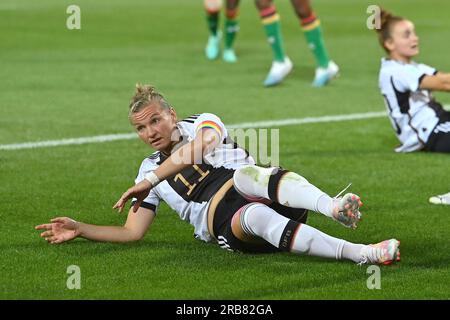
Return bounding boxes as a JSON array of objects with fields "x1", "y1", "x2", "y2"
[
  {"x1": 375, "y1": 8, "x2": 405, "y2": 53},
  {"x1": 128, "y1": 84, "x2": 172, "y2": 118}
]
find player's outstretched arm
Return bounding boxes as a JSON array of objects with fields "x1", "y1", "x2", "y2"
[
  {"x1": 113, "y1": 179, "x2": 153, "y2": 213},
  {"x1": 113, "y1": 128, "x2": 221, "y2": 213},
  {"x1": 154, "y1": 127, "x2": 220, "y2": 181},
  {"x1": 420, "y1": 72, "x2": 450, "y2": 91},
  {"x1": 35, "y1": 207, "x2": 155, "y2": 244}
]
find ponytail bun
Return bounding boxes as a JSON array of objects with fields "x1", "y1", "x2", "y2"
[
  {"x1": 375, "y1": 8, "x2": 404, "y2": 53},
  {"x1": 377, "y1": 8, "x2": 393, "y2": 34}
]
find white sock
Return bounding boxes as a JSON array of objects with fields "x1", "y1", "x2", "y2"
[
  {"x1": 290, "y1": 224, "x2": 346, "y2": 259},
  {"x1": 278, "y1": 172, "x2": 334, "y2": 217},
  {"x1": 342, "y1": 242, "x2": 365, "y2": 263},
  {"x1": 242, "y1": 204, "x2": 353, "y2": 261},
  {"x1": 241, "y1": 203, "x2": 290, "y2": 247}
]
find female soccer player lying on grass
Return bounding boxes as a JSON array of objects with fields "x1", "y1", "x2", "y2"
[
  {"x1": 377, "y1": 9, "x2": 450, "y2": 153},
  {"x1": 36, "y1": 85, "x2": 400, "y2": 265}
]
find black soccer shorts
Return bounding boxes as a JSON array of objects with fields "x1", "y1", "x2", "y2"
[
  {"x1": 425, "y1": 110, "x2": 450, "y2": 153},
  {"x1": 212, "y1": 186, "x2": 308, "y2": 253}
]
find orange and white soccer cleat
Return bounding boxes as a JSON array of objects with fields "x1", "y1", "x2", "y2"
[{"x1": 359, "y1": 239, "x2": 401, "y2": 265}]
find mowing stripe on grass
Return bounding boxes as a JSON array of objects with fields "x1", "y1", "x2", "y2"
[{"x1": 1, "y1": 106, "x2": 448, "y2": 150}]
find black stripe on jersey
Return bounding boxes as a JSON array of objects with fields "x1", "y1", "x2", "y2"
[
  {"x1": 418, "y1": 74, "x2": 427, "y2": 86},
  {"x1": 383, "y1": 94, "x2": 402, "y2": 135},
  {"x1": 407, "y1": 116, "x2": 426, "y2": 145},
  {"x1": 180, "y1": 114, "x2": 200, "y2": 123},
  {"x1": 181, "y1": 115, "x2": 200, "y2": 121},
  {"x1": 390, "y1": 77, "x2": 426, "y2": 145},
  {"x1": 148, "y1": 152, "x2": 160, "y2": 160},
  {"x1": 390, "y1": 76, "x2": 410, "y2": 114},
  {"x1": 131, "y1": 201, "x2": 157, "y2": 213},
  {"x1": 433, "y1": 70, "x2": 439, "y2": 75},
  {"x1": 166, "y1": 164, "x2": 234, "y2": 203},
  {"x1": 429, "y1": 100, "x2": 445, "y2": 116},
  {"x1": 157, "y1": 152, "x2": 169, "y2": 165}
]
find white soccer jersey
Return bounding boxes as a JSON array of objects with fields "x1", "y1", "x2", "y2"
[
  {"x1": 379, "y1": 58, "x2": 440, "y2": 152},
  {"x1": 133, "y1": 113, "x2": 255, "y2": 242}
]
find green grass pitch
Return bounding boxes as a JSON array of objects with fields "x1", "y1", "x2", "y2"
[{"x1": 0, "y1": 0, "x2": 449, "y2": 299}]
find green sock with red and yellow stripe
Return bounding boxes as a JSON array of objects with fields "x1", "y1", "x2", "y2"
[
  {"x1": 301, "y1": 12, "x2": 330, "y2": 68},
  {"x1": 224, "y1": 7, "x2": 239, "y2": 49},
  {"x1": 259, "y1": 5, "x2": 285, "y2": 62},
  {"x1": 205, "y1": 4, "x2": 220, "y2": 36}
]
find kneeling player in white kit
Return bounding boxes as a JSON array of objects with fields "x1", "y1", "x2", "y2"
[{"x1": 36, "y1": 85, "x2": 400, "y2": 265}]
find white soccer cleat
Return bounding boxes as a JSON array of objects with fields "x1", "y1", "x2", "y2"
[
  {"x1": 358, "y1": 239, "x2": 401, "y2": 265},
  {"x1": 429, "y1": 192, "x2": 450, "y2": 205},
  {"x1": 223, "y1": 48, "x2": 237, "y2": 63},
  {"x1": 332, "y1": 193, "x2": 363, "y2": 229},
  {"x1": 205, "y1": 32, "x2": 221, "y2": 60},
  {"x1": 263, "y1": 57, "x2": 293, "y2": 87},
  {"x1": 312, "y1": 60, "x2": 339, "y2": 87}
]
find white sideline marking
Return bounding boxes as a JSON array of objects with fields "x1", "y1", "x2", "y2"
[
  {"x1": 1, "y1": 111, "x2": 387, "y2": 151},
  {"x1": 0, "y1": 133, "x2": 137, "y2": 151},
  {"x1": 1, "y1": 106, "x2": 448, "y2": 151},
  {"x1": 228, "y1": 111, "x2": 386, "y2": 129}
]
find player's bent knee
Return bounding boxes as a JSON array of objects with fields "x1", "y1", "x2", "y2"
[
  {"x1": 204, "y1": 0, "x2": 222, "y2": 12},
  {"x1": 233, "y1": 165, "x2": 271, "y2": 201},
  {"x1": 231, "y1": 203, "x2": 266, "y2": 243},
  {"x1": 233, "y1": 165, "x2": 283, "y2": 200},
  {"x1": 255, "y1": 0, "x2": 273, "y2": 10},
  {"x1": 234, "y1": 165, "x2": 311, "y2": 205},
  {"x1": 232, "y1": 202, "x2": 300, "y2": 250}
]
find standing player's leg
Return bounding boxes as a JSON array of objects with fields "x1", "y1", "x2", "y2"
[
  {"x1": 289, "y1": 0, "x2": 339, "y2": 87},
  {"x1": 231, "y1": 203, "x2": 400, "y2": 265},
  {"x1": 223, "y1": 0, "x2": 240, "y2": 63},
  {"x1": 255, "y1": 0, "x2": 293, "y2": 86},
  {"x1": 204, "y1": 0, "x2": 223, "y2": 60},
  {"x1": 233, "y1": 165, "x2": 362, "y2": 229}
]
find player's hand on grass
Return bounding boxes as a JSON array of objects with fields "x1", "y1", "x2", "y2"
[
  {"x1": 113, "y1": 179, "x2": 152, "y2": 213},
  {"x1": 35, "y1": 217, "x2": 80, "y2": 244}
]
